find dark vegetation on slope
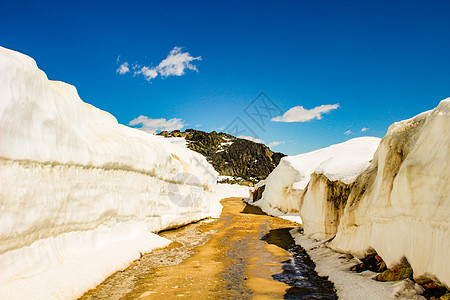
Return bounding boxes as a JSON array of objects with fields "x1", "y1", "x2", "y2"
[{"x1": 158, "y1": 129, "x2": 285, "y2": 186}]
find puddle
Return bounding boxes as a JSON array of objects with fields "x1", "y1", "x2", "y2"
[{"x1": 263, "y1": 228, "x2": 338, "y2": 299}]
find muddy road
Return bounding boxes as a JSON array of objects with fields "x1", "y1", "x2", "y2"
[{"x1": 80, "y1": 198, "x2": 337, "y2": 299}]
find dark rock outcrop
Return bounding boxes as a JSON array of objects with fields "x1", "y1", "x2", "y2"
[
  {"x1": 374, "y1": 258, "x2": 413, "y2": 281},
  {"x1": 350, "y1": 253, "x2": 387, "y2": 273},
  {"x1": 250, "y1": 185, "x2": 265, "y2": 202},
  {"x1": 158, "y1": 129, "x2": 285, "y2": 184}
]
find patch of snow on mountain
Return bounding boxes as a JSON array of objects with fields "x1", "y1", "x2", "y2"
[{"x1": 220, "y1": 141, "x2": 233, "y2": 147}]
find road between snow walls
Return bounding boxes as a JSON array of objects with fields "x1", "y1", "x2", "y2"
[
  {"x1": 80, "y1": 197, "x2": 338, "y2": 300},
  {"x1": 1, "y1": 45, "x2": 448, "y2": 300}
]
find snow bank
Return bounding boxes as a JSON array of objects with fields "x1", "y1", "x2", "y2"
[
  {"x1": 299, "y1": 173, "x2": 353, "y2": 240},
  {"x1": 215, "y1": 183, "x2": 251, "y2": 200},
  {"x1": 258, "y1": 137, "x2": 380, "y2": 213},
  {"x1": 260, "y1": 99, "x2": 450, "y2": 289},
  {"x1": 0, "y1": 47, "x2": 220, "y2": 299},
  {"x1": 330, "y1": 99, "x2": 450, "y2": 287},
  {"x1": 204, "y1": 184, "x2": 251, "y2": 218},
  {"x1": 291, "y1": 229, "x2": 425, "y2": 300}
]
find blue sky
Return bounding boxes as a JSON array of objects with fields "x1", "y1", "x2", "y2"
[{"x1": 1, "y1": 0, "x2": 449, "y2": 155}]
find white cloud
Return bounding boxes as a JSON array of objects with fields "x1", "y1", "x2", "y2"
[
  {"x1": 116, "y1": 62, "x2": 130, "y2": 75},
  {"x1": 157, "y1": 46, "x2": 201, "y2": 77},
  {"x1": 238, "y1": 135, "x2": 264, "y2": 144},
  {"x1": 344, "y1": 130, "x2": 352, "y2": 135},
  {"x1": 268, "y1": 141, "x2": 285, "y2": 148},
  {"x1": 271, "y1": 104, "x2": 340, "y2": 122},
  {"x1": 128, "y1": 116, "x2": 185, "y2": 134},
  {"x1": 361, "y1": 127, "x2": 369, "y2": 132},
  {"x1": 119, "y1": 47, "x2": 201, "y2": 82},
  {"x1": 136, "y1": 66, "x2": 158, "y2": 81}
]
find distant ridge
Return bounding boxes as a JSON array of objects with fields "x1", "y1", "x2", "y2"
[{"x1": 158, "y1": 129, "x2": 286, "y2": 186}]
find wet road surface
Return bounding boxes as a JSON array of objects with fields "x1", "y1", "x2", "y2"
[{"x1": 80, "y1": 197, "x2": 337, "y2": 299}]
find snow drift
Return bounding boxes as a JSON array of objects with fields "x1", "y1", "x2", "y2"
[
  {"x1": 330, "y1": 99, "x2": 450, "y2": 287},
  {"x1": 256, "y1": 137, "x2": 380, "y2": 213},
  {"x1": 0, "y1": 46, "x2": 220, "y2": 299}
]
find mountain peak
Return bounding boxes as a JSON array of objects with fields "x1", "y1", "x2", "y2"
[{"x1": 158, "y1": 129, "x2": 286, "y2": 185}]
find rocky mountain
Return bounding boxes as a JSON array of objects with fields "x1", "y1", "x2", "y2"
[{"x1": 158, "y1": 129, "x2": 285, "y2": 185}]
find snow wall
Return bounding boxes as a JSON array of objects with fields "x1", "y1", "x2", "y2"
[
  {"x1": 329, "y1": 99, "x2": 450, "y2": 287},
  {"x1": 0, "y1": 46, "x2": 222, "y2": 299},
  {"x1": 259, "y1": 99, "x2": 450, "y2": 287}
]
